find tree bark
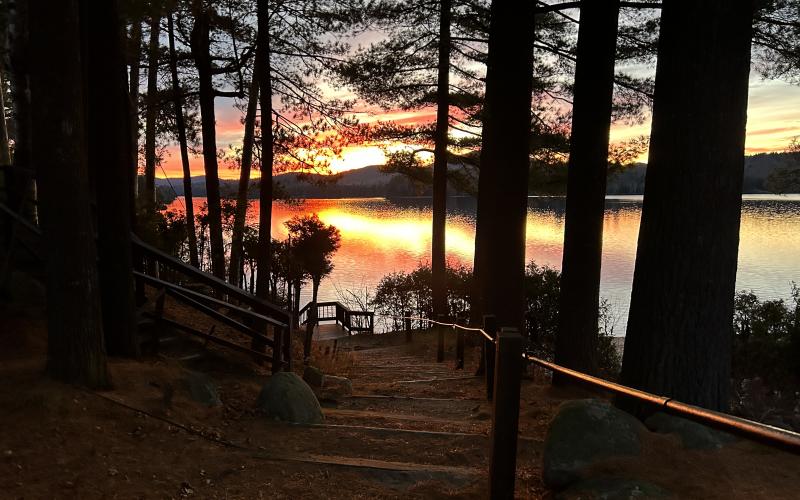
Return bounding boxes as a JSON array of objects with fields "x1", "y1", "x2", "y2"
[
  {"x1": 554, "y1": 0, "x2": 620, "y2": 379},
  {"x1": 167, "y1": 14, "x2": 200, "y2": 268},
  {"x1": 129, "y1": 19, "x2": 142, "y2": 201},
  {"x1": 471, "y1": 0, "x2": 535, "y2": 333},
  {"x1": 619, "y1": 0, "x2": 755, "y2": 412},
  {"x1": 255, "y1": 0, "x2": 273, "y2": 299},
  {"x1": 0, "y1": 71, "x2": 11, "y2": 167},
  {"x1": 31, "y1": 0, "x2": 108, "y2": 387},
  {"x1": 431, "y1": 0, "x2": 451, "y2": 321},
  {"x1": 190, "y1": 2, "x2": 226, "y2": 279},
  {"x1": 8, "y1": 0, "x2": 36, "y2": 221},
  {"x1": 143, "y1": 7, "x2": 161, "y2": 212},
  {"x1": 229, "y1": 69, "x2": 260, "y2": 285},
  {"x1": 86, "y1": 0, "x2": 139, "y2": 357}
]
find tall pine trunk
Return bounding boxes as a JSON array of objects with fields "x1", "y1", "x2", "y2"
[
  {"x1": 31, "y1": 0, "x2": 108, "y2": 387},
  {"x1": 191, "y1": 3, "x2": 226, "y2": 279},
  {"x1": 431, "y1": 0, "x2": 451, "y2": 321},
  {"x1": 620, "y1": 0, "x2": 755, "y2": 412},
  {"x1": 472, "y1": 1, "x2": 534, "y2": 332},
  {"x1": 8, "y1": 0, "x2": 35, "y2": 221},
  {"x1": 143, "y1": 8, "x2": 161, "y2": 212},
  {"x1": 229, "y1": 69, "x2": 260, "y2": 285},
  {"x1": 554, "y1": 0, "x2": 620, "y2": 378},
  {"x1": 0, "y1": 72, "x2": 11, "y2": 167},
  {"x1": 167, "y1": 14, "x2": 200, "y2": 268},
  {"x1": 255, "y1": 0, "x2": 273, "y2": 299},
  {"x1": 87, "y1": 0, "x2": 139, "y2": 357},
  {"x1": 128, "y1": 20, "x2": 142, "y2": 201}
]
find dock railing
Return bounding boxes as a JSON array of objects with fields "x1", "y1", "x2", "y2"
[{"x1": 298, "y1": 300, "x2": 375, "y2": 335}]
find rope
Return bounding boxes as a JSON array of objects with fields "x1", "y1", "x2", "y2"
[{"x1": 376, "y1": 313, "x2": 495, "y2": 342}]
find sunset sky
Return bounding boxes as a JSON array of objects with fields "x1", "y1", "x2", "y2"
[{"x1": 156, "y1": 73, "x2": 800, "y2": 179}]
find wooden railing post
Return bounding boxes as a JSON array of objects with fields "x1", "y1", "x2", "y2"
[
  {"x1": 436, "y1": 313, "x2": 446, "y2": 362},
  {"x1": 405, "y1": 317, "x2": 412, "y2": 343},
  {"x1": 484, "y1": 315, "x2": 497, "y2": 401},
  {"x1": 303, "y1": 304, "x2": 316, "y2": 362},
  {"x1": 455, "y1": 317, "x2": 465, "y2": 369},
  {"x1": 489, "y1": 327, "x2": 523, "y2": 499},
  {"x1": 282, "y1": 323, "x2": 292, "y2": 372},
  {"x1": 272, "y1": 324, "x2": 283, "y2": 374}
]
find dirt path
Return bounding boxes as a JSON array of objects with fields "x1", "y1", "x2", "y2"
[{"x1": 3, "y1": 304, "x2": 800, "y2": 499}]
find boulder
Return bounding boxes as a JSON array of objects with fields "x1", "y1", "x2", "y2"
[
  {"x1": 180, "y1": 370, "x2": 221, "y2": 407},
  {"x1": 644, "y1": 412, "x2": 737, "y2": 450},
  {"x1": 257, "y1": 372, "x2": 324, "y2": 424},
  {"x1": 322, "y1": 375, "x2": 353, "y2": 398},
  {"x1": 555, "y1": 477, "x2": 669, "y2": 500},
  {"x1": 543, "y1": 399, "x2": 646, "y2": 488},
  {"x1": 303, "y1": 365, "x2": 325, "y2": 388}
]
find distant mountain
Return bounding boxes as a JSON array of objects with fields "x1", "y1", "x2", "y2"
[{"x1": 154, "y1": 152, "x2": 799, "y2": 199}]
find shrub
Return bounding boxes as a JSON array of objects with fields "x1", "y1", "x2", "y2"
[{"x1": 732, "y1": 284, "x2": 800, "y2": 387}]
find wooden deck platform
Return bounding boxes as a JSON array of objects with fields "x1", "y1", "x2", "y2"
[{"x1": 314, "y1": 323, "x2": 350, "y2": 341}]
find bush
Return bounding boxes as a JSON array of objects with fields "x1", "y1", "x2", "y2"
[
  {"x1": 371, "y1": 261, "x2": 621, "y2": 376},
  {"x1": 733, "y1": 284, "x2": 800, "y2": 388}
]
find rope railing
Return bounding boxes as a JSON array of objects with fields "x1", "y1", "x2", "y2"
[
  {"x1": 372, "y1": 311, "x2": 800, "y2": 493},
  {"x1": 376, "y1": 313, "x2": 495, "y2": 342}
]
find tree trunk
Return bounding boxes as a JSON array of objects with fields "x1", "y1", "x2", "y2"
[
  {"x1": 8, "y1": 0, "x2": 36, "y2": 221},
  {"x1": 0, "y1": 71, "x2": 11, "y2": 167},
  {"x1": 128, "y1": 19, "x2": 142, "y2": 201},
  {"x1": 143, "y1": 8, "x2": 161, "y2": 212},
  {"x1": 312, "y1": 277, "x2": 320, "y2": 304},
  {"x1": 167, "y1": 14, "x2": 200, "y2": 268},
  {"x1": 255, "y1": 0, "x2": 273, "y2": 299},
  {"x1": 31, "y1": 0, "x2": 108, "y2": 387},
  {"x1": 619, "y1": 0, "x2": 754, "y2": 413},
  {"x1": 190, "y1": 3, "x2": 226, "y2": 279},
  {"x1": 86, "y1": 0, "x2": 139, "y2": 357},
  {"x1": 431, "y1": 0, "x2": 451, "y2": 321},
  {"x1": 554, "y1": 0, "x2": 620, "y2": 379},
  {"x1": 471, "y1": 0, "x2": 534, "y2": 333},
  {"x1": 229, "y1": 69, "x2": 260, "y2": 285}
]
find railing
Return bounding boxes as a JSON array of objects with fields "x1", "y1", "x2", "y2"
[
  {"x1": 132, "y1": 235, "x2": 292, "y2": 373},
  {"x1": 383, "y1": 313, "x2": 800, "y2": 499},
  {"x1": 298, "y1": 300, "x2": 375, "y2": 335}
]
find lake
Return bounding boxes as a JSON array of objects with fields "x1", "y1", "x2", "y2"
[{"x1": 165, "y1": 195, "x2": 800, "y2": 333}]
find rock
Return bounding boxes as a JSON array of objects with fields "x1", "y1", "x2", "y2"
[
  {"x1": 543, "y1": 399, "x2": 646, "y2": 488},
  {"x1": 322, "y1": 375, "x2": 353, "y2": 398},
  {"x1": 180, "y1": 371, "x2": 221, "y2": 407},
  {"x1": 644, "y1": 412, "x2": 736, "y2": 450},
  {"x1": 257, "y1": 372, "x2": 324, "y2": 424},
  {"x1": 303, "y1": 366, "x2": 325, "y2": 388},
  {"x1": 555, "y1": 477, "x2": 669, "y2": 500}
]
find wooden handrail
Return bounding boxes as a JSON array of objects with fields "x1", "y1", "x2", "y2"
[
  {"x1": 132, "y1": 233, "x2": 291, "y2": 325},
  {"x1": 299, "y1": 300, "x2": 374, "y2": 334},
  {"x1": 134, "y1": 271, "x2": 287, "y2": 329}
]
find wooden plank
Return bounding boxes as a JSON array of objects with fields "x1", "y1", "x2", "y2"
[
  {"x1": 134, "y1": 271, "x2": 287, "y2": 329},
  {"x1": 132, "y1": 234, "x2": 290, "y2": 323},
  {"x1": 145, "y1": 314, "x2": 275, "y2": 364},
  {"x1": 251, "y1": 451, "x2": 481, "y2": 477},
  {"x1": 164, "y1": 286, "x2": 274, "y2": 347}
]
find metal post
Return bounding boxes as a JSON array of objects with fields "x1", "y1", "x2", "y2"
[
  {"x1": 436, "y1": 313, "x2": 446, "y2": 362},
  {"x1": 405, "y1": 317, "x2": 412, "y2": 343},
  {"x1": 489, "y1": 328, "x2": 522, "y2": 499},
  {"x1": 483, "y1": 315, "x2": 497, "y2": 401},
  {"x1": 455, "y1": 317, "x2": 465, "y2": 369}
]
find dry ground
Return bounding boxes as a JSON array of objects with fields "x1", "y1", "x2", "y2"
[{"x1": 1, "y1": 297, "x2": 799, "y2": 499}]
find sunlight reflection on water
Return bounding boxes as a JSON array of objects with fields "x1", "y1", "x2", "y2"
[{"x1": 166, "y1": 194, "x2": 800, "y2": 334}]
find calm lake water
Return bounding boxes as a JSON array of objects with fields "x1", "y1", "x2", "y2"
[{"x1": 166, "y1": 195, "x2": 800, "y2": 333}]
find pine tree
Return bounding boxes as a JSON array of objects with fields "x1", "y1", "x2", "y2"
[{"x1": 620, "y1": 0, "x2": 755, "y2": 412}]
